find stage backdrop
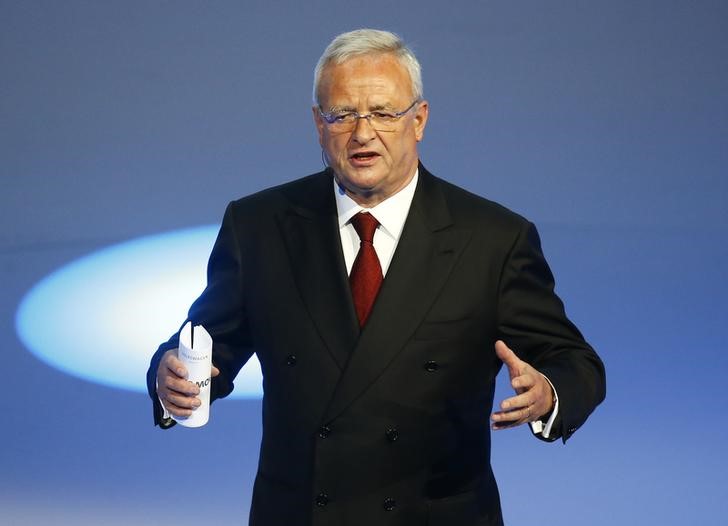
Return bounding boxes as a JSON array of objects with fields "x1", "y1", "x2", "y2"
[{"x1": 2, "y1": 1, "x2": 727, "y2": 524}]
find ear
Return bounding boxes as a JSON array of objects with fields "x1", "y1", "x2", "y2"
[
  {"x1": 312, "y1": 105, "x2": 325, "y2": 147},
  {"x1": 413, "y1": 100, "x2": 429, "y2": 142}
]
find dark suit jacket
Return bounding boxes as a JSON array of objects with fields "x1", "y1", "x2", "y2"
[{"x1": 148, "y1": 164, "x2": 605, "y2": 526}]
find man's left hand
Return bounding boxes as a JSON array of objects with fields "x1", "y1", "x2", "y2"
[{"x1": 491, "y1": 340, "x2": 554, "y2": 430}]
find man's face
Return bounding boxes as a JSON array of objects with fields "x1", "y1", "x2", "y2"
[{"x1": 313, "y1": 54, "x2": 428, "y2": 206}]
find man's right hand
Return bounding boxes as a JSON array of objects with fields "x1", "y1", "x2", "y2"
[{"x1": 156, "y1": 349, "x2": 220, "y2": 418}]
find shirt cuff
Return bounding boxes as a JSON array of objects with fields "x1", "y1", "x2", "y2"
[
  {"x1": 155, "y1": 378, "x2": 171, "y2": 420},
  {"x1": 529, "y1": 374, "x2": 559, "y2": 439}
]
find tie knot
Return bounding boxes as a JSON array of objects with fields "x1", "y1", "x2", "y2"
[{"x1": 351, "y1": 212, "x2": 379, "y2": 243}]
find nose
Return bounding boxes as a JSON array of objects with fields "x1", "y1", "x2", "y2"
[{"x1": 350, "y1": 114, "x2": 376, "y2": 145}]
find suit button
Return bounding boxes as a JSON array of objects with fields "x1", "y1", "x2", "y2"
[
  {"x1": 382, "y1": 497, "x2": 397, "y2": 511},
  {"x1": 319, "y1": 425, "x2": 331, "y2": 439},
  {"x1": 424, "y1": 360, "x2": 439, "y2": 372},
  {"x1": 385, "y1": 427, "x2": 399, "y2": 442},
  {"x1": 286, "y1": 354, "x2": 297, "y2": 366},
  {"x1": 315, "y1": 492, "x2": 329, "y2": 507}
]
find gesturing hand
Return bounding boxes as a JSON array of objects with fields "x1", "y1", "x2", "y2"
[{"x1": 491, "y1": 340, "x2": 554, "y2": 430}]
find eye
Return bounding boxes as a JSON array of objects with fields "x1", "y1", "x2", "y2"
[
  {"x1": 371, "y1": 111, "x2": 396, "y2": 121},
  {"x1": 331, "y1": 112, "x2": 355, "y2": 123}
]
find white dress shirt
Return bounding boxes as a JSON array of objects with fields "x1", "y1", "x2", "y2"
[
  {"x1": 335, "y1": 170, "x2": 419, "y2": 276},
  {"x1": 333, "y1": 169, "x2": 559, "y2": 439}
]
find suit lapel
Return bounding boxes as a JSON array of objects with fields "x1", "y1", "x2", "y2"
[
  {"x1": 323, "y1": 167, "x2": 473, "y2": 422},
  {"x1": 278, "y1": 170, "x2": 359, "y2": 370}
]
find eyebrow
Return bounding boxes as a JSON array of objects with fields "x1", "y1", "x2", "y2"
[
  {"x1": 326, "y1": 105, "x2": 356, "y2": 113},
  {"x1": 325, "y1": 103, "x2": 395, "y2": 113}
]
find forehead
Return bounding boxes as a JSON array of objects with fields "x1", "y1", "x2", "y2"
[{"x1": 318, "y1": 54, "x2": 413, "y2": 105}]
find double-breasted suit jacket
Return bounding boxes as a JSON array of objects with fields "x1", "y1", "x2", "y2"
[{"x1": 148, "y1": 164, "x2": 606, "y2": 526}]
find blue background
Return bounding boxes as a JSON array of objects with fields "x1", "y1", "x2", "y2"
[{"x1": 2, "y1": 1, "x2": 727, "y2": 524}]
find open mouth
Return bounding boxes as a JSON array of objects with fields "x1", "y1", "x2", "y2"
[
  {"x1": 350, "y1": 151, "x2": 380, "y2": 164},
  {"x1": 351, "y1": 151, "x2": 377, "y2": 158}
]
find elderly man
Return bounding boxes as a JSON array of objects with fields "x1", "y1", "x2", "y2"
[{"x1": 148, "y1": 28, "x2": 605, "y2": 526}]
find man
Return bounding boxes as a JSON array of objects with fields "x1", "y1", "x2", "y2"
[{"x1": 148, "y1": 29, "x2": 605, "y2": 526}]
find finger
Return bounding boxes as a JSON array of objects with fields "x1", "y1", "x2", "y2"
[
  {"x1": 163, "y1": 376, "x2": 200, "y2": 396},
  {"x1": 158, "y1": 385, "x2": 198, "y2": 417},
  {"x1": 164, "y1": 358, "x2": 188, "y2": 379},
  {"x1": 499, "y1": 392, "x2": 532, "y2": 413},
  {"x1": 491, "y1": 405, "x2": 531, "y2": 429},
  {"x1": 491, "y1": 416, "x2": 527, "y2": 429},
  {"x1": 211, "y1": 364, "x2": 220, "y2": 377},
  {"x1": 160, "y1": 397, "x2": 195, "y2": 418},
  {"x1": 511, "y1": 372, "x2": 536, "y2": 391},
  {"x1": 499, "y1": 390, "x2": 553, "y2": 424},
  {"x1": 160, "y1": 350, "x2": 188, "y2": 379},
  {"x1": 495, "y1": 340, "x2": 523, "y2": 377},
  {"x1": 492, "y1": 407, "x2": 529, "y2": 421},
  {"x1": 164, "y1": 390, "x2": 202, "y2": 411}
]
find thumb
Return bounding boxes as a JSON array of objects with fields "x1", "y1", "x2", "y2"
[
  {"x1": 495, "y1": 340, "x2": 522, "y2": 377},
  {"x1": 211, "y1": 364, "x2": 221, "y2": 377}
]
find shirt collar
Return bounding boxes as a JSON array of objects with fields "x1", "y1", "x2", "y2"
[{"x1": 334, "y1": 169, "x2": 419, "y2": 239}]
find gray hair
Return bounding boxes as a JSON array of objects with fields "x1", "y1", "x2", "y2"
[{"x1": 313, "y1": 28, "x2": 423, "y2": 105}]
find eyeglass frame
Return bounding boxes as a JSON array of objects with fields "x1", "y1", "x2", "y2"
[{"x1": 317, "y1": 99, "x2": 422, "y2": 131}]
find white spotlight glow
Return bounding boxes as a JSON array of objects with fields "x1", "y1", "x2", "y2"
[{"x1": 15, "y1": 226, "x2": 263, "y2": 398}]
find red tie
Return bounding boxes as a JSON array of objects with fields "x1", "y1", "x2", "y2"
[{"x1": 349, "y1": 212, "x2": 383, "y2": 327}]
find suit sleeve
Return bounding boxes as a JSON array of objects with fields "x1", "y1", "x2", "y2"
[
  {"x1": 496, "y1": 221, "x2": 606, "y2": 443},
  {"x1": 146, "y1": 202, "x2": 255, "y2": 427}
]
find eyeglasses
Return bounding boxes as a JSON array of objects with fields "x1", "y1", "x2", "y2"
[{"x1": 318, "y1": 99, "x2": 421, "y2": 132}]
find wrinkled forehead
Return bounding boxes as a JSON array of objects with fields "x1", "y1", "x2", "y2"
[{"x1": 317, "y1": 53, "x2": 414, "y2": 105}]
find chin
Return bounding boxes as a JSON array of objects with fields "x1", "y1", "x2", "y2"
[{"x1": 344, "y1": 174, "x2": 383, "y2": 193}]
